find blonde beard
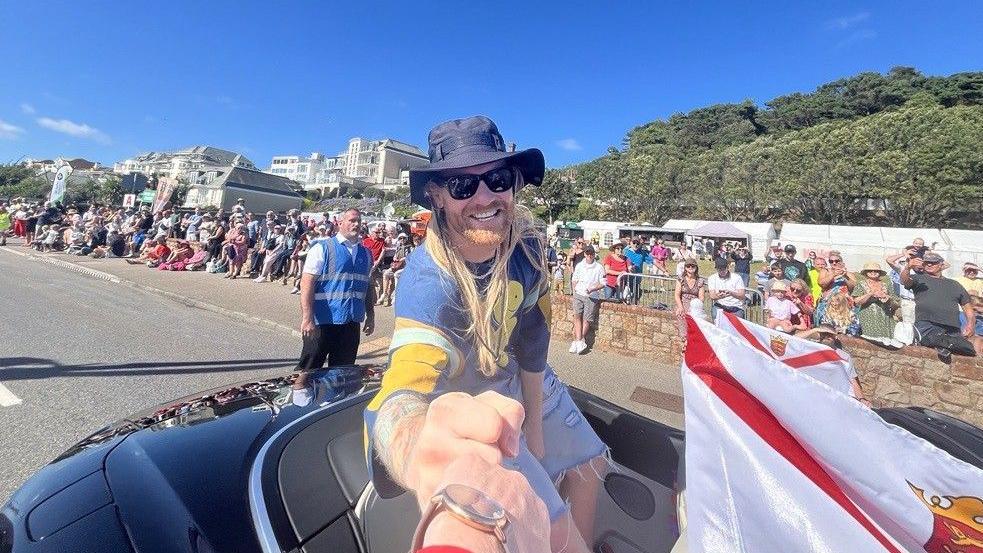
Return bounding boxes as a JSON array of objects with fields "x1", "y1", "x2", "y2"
[{"x1": 462, "y1": 228, "x2": 505, "y2": 247}]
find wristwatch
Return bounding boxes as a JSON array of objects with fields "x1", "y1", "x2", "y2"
[{"x1": 411, "y1": 484, "x2": 512, "y2": 553}]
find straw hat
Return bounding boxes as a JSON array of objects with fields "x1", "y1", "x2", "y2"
[{"x1": 860, "y1": 262, "x2": 885, "y2": 276}]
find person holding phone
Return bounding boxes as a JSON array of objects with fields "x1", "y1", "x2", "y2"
[{"x1": 708, "y1": 257, "x2": 746, "y2": 320}]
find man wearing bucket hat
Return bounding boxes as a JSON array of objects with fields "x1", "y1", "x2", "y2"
[
  {"x1": 900, "y1": 252, "x2": 976, "y2": 361},
  {"x1": 364, "y1": 116, "x2": 607, "y2": 553}
]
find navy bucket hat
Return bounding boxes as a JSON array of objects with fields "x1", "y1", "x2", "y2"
[{"x1": 409, "y1": 116, "x2": 545, "y2": 208}]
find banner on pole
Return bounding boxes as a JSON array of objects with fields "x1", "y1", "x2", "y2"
[
  {"x1": 50, "y1": 164, "x2": 73, "y2": 203},
  {"x1": 151, "y1": 177, "x2": 178, "y2": 213},
  {"x1": 122, "y1": 194, "x2": 136, "y2": 208}
]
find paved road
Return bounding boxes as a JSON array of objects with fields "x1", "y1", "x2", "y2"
[{"x1": 0, "y1": 250, "x2": 304, "y2": 501}]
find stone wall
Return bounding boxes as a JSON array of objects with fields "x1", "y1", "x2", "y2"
[{"x1": 549, "y1": 294, "x2": 983, "y2": 428}]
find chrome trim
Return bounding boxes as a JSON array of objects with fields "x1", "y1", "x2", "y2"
[{"x1": 249, "y1": 389, "x2": 375, "y2": 553}]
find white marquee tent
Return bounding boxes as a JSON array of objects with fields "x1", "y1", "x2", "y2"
[
  {"x1": 663, "y1": 219, "x2": 777, "y2": 260},
  {"x1": 942, "y1": 228, "x2": 983, "y2": 276},
  {"x1": 578, "y1": 220, "x2": 626, "y2": 248}
]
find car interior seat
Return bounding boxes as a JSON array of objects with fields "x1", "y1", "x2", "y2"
[{"x1": 354, "y1": 482, "x2": 421, "y2": 553}]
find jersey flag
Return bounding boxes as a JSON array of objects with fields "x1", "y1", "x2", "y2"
[{"x1": 681, "y1": 316, "x2": 983, "y2": 553}]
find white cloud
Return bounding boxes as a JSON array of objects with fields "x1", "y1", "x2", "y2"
[
  {"x1": 557, "y1": 138, "x2": 582, "y2": 151},
  {"x1": 828, "y1": 12, "x2": 870, "y2": 30},
  {"x1": 37, "y1": 117, "x2": 111, "y2": 144},
  {"x1": 20, "y1": 103, "x2": 36, "y2": 114},
  {"x1": 0, "y1": 119, "x2": 25, "y2": 140}
]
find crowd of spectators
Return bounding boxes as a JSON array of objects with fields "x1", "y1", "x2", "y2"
[
  {"x1": 556, "y1": 232, "x2": 981, "y2": 361},
  {"x1": 1, "y1": 197, "x2": 423, "y2": 304},
  {"x1": 4, "y1": 197, "x2": 979, "y2": 362}
]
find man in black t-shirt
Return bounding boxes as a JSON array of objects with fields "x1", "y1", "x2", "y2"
[
  {"x1": 901, "y1": 252, "x2": 975, "y2": 361},
  {"x1": 779, "y1": 244, "x2": 811, "y2": 288}
]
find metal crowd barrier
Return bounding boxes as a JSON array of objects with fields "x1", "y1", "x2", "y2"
[
  {"x1": 612, "y1": 273, "x2": 766, "y2": 324},
  {"x1": 563, "y1": 268, "x2": 900, "y2": 335}
]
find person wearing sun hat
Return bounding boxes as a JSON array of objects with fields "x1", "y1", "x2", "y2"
[
  {"x1": 364, "y1": 116, "x2": 607, "y2": 553},
  {"x1": 852, "y1": 261, "x2": 898, "y2": 338},
  {"x1": 956, "y1": 262, "x2": 982, "y2": 296}
]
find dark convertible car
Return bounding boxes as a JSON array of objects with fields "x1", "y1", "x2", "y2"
[{"x1": 3, "y1": 365, "x2": 983, "y2": 553}]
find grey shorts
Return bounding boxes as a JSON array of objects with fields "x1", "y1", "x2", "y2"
[
  {"x1": 572, "y1": 293, "x2": 601, "y2": 323},
  {"x1": 506, "y1": 373, "x2": 609, "y2": 521}
]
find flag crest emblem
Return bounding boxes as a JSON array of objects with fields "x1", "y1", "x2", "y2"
[
  {"x1": 910, "y1": 482, "x2": 983, "y2": 552},
  {"x1": 769, "y1": 334, "x2": 789, "y2": 356}
]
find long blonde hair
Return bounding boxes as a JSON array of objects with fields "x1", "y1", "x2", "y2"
[
  {"x1": 424, "y1": 186, "x2": 547, "y2": 378},
  {"x1": 825, "y1": 293, "x2": 854, "y2": 330}
]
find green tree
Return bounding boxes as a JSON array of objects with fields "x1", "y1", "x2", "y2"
[
  {"x1": 0, "y1": 164, "x2": 50, "y2": 200},
  {"x1": 519, "y1": 168, "x2": 576, "y2": 223}
]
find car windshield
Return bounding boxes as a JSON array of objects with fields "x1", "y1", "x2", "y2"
[{"x1": 2, "y1": 5, "x2": 982, "y2": 553}]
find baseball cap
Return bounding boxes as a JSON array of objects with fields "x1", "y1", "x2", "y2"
[
  {"x1": 784, "y1": 244, "x2": 796, "y2": 253},
  {"x1": 923, "y1": 253, "x2": 944, "y2": 264},
  {"x1": 583, "y1": 245, "x2": 596, "y2": 254},
  {"x1": 714, "y1": 258, "x2": 729, "y2": 270}
]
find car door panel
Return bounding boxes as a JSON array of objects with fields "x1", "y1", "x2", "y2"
[{"x1": 571, "y1": 388, "x2": 684, "y2": 553}]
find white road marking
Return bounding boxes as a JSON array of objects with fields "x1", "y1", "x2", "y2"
[{"x1": 0, "y1": 382, "x2": 23, "y2": 407}]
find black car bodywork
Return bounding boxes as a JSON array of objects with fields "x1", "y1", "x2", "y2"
[{"x1": 3, "y1": 365, "x2": 982, "y2": 553}]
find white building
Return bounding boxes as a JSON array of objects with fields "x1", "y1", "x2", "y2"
[
  {"x1": 183, "y1": 166, "x2": 302, "y2": 214},
  {"x1": 24, "y1": 157, "x2": 101, "y2": 173},
  {"x1": 113, "y1": 146, "x2": 256, "y2": 180},
  {"x1": 271, "y1": 137, "x2": 428, "y2": 196},
  {"x1": 267, "y1": 152, "x2": 326, "y2": 185}
]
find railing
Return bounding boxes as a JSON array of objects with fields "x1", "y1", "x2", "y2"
[
  {"x1": 611, "y1": 273, "x2": 766, "y2": 324},
  {"x1": 559, "y1": 268, "x2": 902, "y2": 336}
]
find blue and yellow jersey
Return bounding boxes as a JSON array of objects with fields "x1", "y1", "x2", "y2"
[{"x1": 363, "y1": 238, "x2": 552, "y2": 495}]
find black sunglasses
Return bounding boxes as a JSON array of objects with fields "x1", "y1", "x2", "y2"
[{"x1": 433, "y1": 166, "x2": 518, "y2": 201}]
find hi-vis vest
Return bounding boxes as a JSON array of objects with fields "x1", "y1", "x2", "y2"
[{"x1": 312, "y1": 238, "x2": 371, "y2": 325}]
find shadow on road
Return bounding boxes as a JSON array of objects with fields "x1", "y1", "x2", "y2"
[{"x1": 0, "y1": 356, "x2": 299, "y2": 380}]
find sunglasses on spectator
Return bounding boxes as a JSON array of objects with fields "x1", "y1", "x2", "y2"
[
  {"x1": 432, "y1": 166, "x2": 518, "y2": 201},
  {"x1": 924, "y1": 260, "x2": 941, "y2": 265},
  {"x1": 829, "y1": 258, "x2": 843, "y2": 264}
]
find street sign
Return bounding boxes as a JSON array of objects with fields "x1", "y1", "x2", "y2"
[
  {"x1": 122, "y1": 194, "x2": 136, "y2": 208},
  {"x1": 138, "y1": 189, "x2": 156, "y2": 203}
]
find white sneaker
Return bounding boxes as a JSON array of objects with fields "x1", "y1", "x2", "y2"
[
  {"x1": 569, "y1": 341, "x2": 579, "y2": 353},
  {"x1": 576, "y1": 340, "x2": 588, "y2": 354},
  {"x1": 290, "y1": 286, "x2": 300, "y2": 294},
  {"x1": 253, "y1": 276, "x2": 265, "y2": 283}
]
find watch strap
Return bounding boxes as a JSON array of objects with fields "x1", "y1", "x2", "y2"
[
  {"x1": 410, "y1": 496, "x2": 444, "y2": 553},
  {"x1": 409, "y1": 488, "x2": 512, "y2": 553}
]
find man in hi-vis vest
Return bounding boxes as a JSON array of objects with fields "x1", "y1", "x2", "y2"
[{"x1": 297, "y1": 207, "x2": 376, "y2": 375}]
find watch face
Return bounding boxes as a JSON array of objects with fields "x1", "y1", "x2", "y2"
[{"x1": 443, "y1": 484, "x2": 506, "y2": 523}]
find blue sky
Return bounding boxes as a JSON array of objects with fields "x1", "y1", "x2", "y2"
[{"x1": 1, "y1": 1, "x2": 980, "y2": 169}]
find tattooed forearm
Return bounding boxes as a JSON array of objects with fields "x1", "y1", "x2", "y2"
[{"x1": 373, "y1": 393, "x2": 428, "y2": 486}]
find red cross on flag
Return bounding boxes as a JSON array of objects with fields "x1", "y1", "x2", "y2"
[{"x1": 681, "y1": 315, "x2": 983, "y2": 552}]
